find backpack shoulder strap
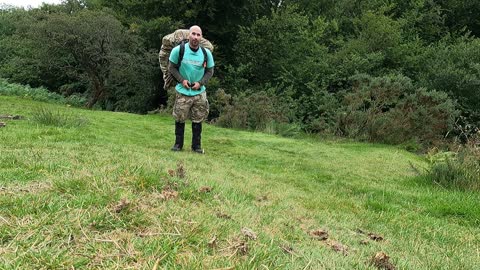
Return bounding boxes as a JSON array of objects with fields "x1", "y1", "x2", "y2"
[
  {"x1": 201, "y1": 46, "x2": 208, "y2": 68},
  {"x1": 178, "y1": 40, "x2": 186, "y2": 67}
]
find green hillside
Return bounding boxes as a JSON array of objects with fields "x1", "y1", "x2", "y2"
[{"x1": 1, "y1": 95, "x2": 479, "y2": 269}]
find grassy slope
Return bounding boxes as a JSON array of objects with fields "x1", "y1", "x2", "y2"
[{"x1": 0, "y1": 95, "x2": 479, "y2": 269}]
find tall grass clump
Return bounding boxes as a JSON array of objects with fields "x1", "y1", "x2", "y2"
[
  {"x1": 32, "y1": 108, "x2": 89, "y2": 128},
  {"x1": 0, "y1": 79, "x2": 86, "y2": 107},
  {"x1": 426, "y1": 140, "x2": 480, "y2": 191}
]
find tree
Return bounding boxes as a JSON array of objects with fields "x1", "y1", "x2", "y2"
[
  {"x1": 32, "y1": 10, "x2": 156, "y2": 109},
  {"x1": 0, "y1": 9, "x2": 46, "y2": 88},
  {"x1": 233, "y1": 6, "x2": 328, "y2": 90}
]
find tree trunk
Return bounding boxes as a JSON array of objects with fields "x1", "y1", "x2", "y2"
[{"x1": 86, "y1": 76, "x2": 105, "y2": 108}]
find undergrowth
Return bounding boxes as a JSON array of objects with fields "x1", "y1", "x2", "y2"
[
  {"x1": 0, "y1": 79, "x2": 86, "y2": 107},
  {"x1": 426, "y1": 140, "x2": 480, "y2": 192}
]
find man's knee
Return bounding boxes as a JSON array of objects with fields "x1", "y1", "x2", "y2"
[
  {"x1": 191, "y1": 95, "x2": 209, "y2": 122},
  {"x1": 191, "y1": 104, "x2": 209, "y2": 122}
]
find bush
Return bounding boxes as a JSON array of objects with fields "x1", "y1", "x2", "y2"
[
  {"x1": 207, "y1": 87, "x2": 232, "y2": 121},
  {"x1": 294, "y1": 89, "x2": 340, "y2": 133},
  {"x1": 337, "y1": 74, "x2": 458, "y2": 145},
  {"x1": 426, "y1": 141, "x2": 480, "y2": 191},
  {"x1": 214, "y1": 89, "x2": 288, "y2": 131}
]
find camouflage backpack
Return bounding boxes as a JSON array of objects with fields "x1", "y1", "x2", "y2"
[{"x1": 159, "y1": 29, "x2": 214, "y2": 89}]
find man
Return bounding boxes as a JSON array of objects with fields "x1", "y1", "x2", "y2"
[{"x1": 168, "y1": 25, "x2": 214, "y2": 154}]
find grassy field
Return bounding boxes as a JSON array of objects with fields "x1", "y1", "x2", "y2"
[{"x1": 1, "y1": 95, "x2": 479, "y2": 269}]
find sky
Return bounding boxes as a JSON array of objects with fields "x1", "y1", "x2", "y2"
[{"x1": 0, "y1": 0, "x2": 62, "y2": 8}]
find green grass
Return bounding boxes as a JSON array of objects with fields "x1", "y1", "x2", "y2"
[{"x1": 1, "y1": 95, "x2": 479, "y2": 269}]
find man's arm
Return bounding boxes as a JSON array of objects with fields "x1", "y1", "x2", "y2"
[
  {"x1": 199, "y1": 67, "x2": 214, "y2": 86},
  {"x1": 168, "y1": 61, "x2": 185, "y2": 83}
]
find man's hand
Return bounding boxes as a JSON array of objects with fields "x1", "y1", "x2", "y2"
[
  {"x1": 182, "y1": 80, "x2": 190, "y2": 89},
  {"x1": 191, "y1": 82, "x2": 200, "y2": 90}
]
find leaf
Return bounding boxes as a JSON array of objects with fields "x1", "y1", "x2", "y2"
[
  {"x1": 160, "y1": 189, "x2": 178, "y2": 200},
  {"x1": 370, "y1": 252, "x2": 396, "y2": 270},
  {"x1": 208, "y1": 235, "x2": 217, "y2": 248},
  {"x1": 112, "y1": 198, "x2": 130, "y2": 213},
  {"x1": 368, "y1": 233, "x2": 384, "y2": 241},
  {"x1": 198, "y1": 186, "x2": 212, "y2": 193},
  {"x1": 326, "y1": 240, "x2": 348, "y2": 256},
  {"x1": 309, "y1": 229, "x2": 328, "y2": 241},
  {"x1": 241, "y1": 227, "x2": 257, "y2": 240}
]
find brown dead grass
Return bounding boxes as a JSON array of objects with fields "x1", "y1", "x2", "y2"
[
  {"x1": 309, "y1": 229, "x2": 328, "y2": 241},
  {"x1": 111, "y1": 198, "x2": 130, "y2": 213},
  {"x1": 241, "y1": 227, "x2": 257, "y2": 240},
  {"x1": 0, "y1": 181, "x2": 52, "y2": 195},
  {"x1": 370, "y1": 252, "x2": 396, "y2": 270},
  {"x1": 198, "y1": 186, "x2": 212, "y2": 193},
  {"x1": 326, "y1": 239, "x2": 348, "y2": 256}
]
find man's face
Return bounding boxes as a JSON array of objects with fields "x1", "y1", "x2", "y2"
[{"x1": 189, "y1": 27, "x2": 202, "y2": 48}]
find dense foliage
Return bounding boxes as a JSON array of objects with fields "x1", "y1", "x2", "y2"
[{"x1": 0, "y1": 0, "x2": 479, "y2": 146}]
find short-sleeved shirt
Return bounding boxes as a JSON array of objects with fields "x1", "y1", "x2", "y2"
[{"x1": 169, "y1": 42, "x2": 214, "y2": 96}]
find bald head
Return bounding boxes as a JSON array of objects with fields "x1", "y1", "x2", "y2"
[
  {"x1": 190, "y1": 25, "x2": 202, "y2": 35},
  {"x1": 188, "y1": 25, "x2": 203, "y2": 49}
]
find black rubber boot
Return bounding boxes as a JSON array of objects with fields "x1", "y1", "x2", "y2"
[
  {"x1": 171, "y1": 121, "x2": 185, "y2": 151},
  {"x1": 191, "y1": 122, "x2": 204, "y2": 154}
]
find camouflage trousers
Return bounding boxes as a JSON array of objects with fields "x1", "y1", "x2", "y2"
[{"x1": 173, "y1": 91, "x2": 209, "y2": 123}]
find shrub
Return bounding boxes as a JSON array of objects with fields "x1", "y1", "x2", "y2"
[
  {"x1": 293, "y1": 89, "x2": 340, "y2": 133},
  {"x1": 214, "y1": 90, "x2": 288, "y2": 131},
  {"x1": 337, "y1": 74, "x2": 458, "y2": 145},
  {"x1": 208, "y1": 87, "x2": 232, "y2": 121}
]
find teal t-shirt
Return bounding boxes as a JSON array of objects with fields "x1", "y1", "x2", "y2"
[{"x1": 169, "y1": 42, "x2": 214, "y2": 96}]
